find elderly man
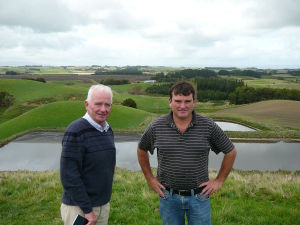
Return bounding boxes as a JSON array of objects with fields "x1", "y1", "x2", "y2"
[
  {"x1": 60, "y1": 84, "x2": 115, "y2": 225},
  {"x1": 138, "y1": 81, "x2": 237, "y2": 225}
]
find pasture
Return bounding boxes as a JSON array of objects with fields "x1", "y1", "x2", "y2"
[
  {"x1": 0, "y1": 169, "x2": 299, "y2": 225},
  {"x1": 1, "y1": 76, "x2": 300, "y2": 146},
  {"x1": 1, "y1": 75, "x2": 300, "y2": 224},
  {"x1": 213, "y1": 100, "x2": 300, "y2": 129}
]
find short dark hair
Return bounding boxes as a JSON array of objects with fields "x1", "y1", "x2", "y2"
[{"x1": 170, "y1": 81, "x2": 195, "y2": 100}]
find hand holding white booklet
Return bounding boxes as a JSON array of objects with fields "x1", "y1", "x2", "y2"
[{"x1": 72, "y1": 214, "x2": 88, "y2": 225}]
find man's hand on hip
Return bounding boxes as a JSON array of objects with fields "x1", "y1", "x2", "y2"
[
  {"x1": 148, "y1": 176, "x2": 166, "y2": 198},
  {"x1": 199, "y1": 178, "x2": 223, "y2": 197}
]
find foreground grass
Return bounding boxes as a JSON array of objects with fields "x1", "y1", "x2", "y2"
[{"x1": 0, "y1": 168, "x2": 299, "y2": 224}]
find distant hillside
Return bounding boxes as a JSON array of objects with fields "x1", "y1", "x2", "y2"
[
  {"x1": 214, "y1": 100, "x2": 300, "y2": 129},
  {"x1": 0, "y1": 79, "x2": 89, "y2": 103},
  {"x1": 0, "y1": 101, "x2": 150, "y2": 142}
]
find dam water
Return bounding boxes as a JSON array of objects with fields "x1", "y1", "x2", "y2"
[{"x1": 0, "y1": 122, "x2": 299, "y2": 172}]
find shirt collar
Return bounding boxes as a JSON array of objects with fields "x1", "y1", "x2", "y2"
[
  {"x1": 165, "y1": 110, "x2": 197, "y2": 127},
  {"x1": 83, "y1": 112, "x2": 110, "y2": 132}
]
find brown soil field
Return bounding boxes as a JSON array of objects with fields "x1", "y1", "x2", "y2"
[
  {"x1": 214, "y1": 100, "x2": 300, "y2": 129},
  {"x1": 0, "y1": 74, "x2": 152, "y2": 83}
]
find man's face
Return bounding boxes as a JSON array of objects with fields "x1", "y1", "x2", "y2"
[
  {"x1": 169, "y1": 93, "x2": 195, "y2": 121},
  {"x1": 84, "y1": 89, "x2": 112, "y2": 126}
]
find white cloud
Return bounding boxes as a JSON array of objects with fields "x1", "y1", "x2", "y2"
[{"x1": 0, "y1": 0, "x2": 300, "y2": 68}]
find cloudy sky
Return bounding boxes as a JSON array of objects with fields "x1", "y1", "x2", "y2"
[{"x1": 0, "y1": 0, "x2": 300, "y2": 68}]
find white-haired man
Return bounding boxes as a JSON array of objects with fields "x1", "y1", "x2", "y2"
[{"x1": 60, "y1": 84, "x2": 115, "y2": 225}]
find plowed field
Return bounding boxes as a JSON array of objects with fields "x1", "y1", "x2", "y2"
[{"x1": 214, "y1": 100, "x2": 300, "y2": 129}]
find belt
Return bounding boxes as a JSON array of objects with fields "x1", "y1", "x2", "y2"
[{"x1": 165, "y1": 186, "x2": 205, "y2": 196}]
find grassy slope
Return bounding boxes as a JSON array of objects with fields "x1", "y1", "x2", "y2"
[
  {"x1": 0, "y1": 79, "x2": 89, "y2": 103},
  {"x1": 213, "y1": 100, "x2": 300, "y2": 129},
  {"x1": 0, "y1": 101, "x2": 150, "y2": 142}
]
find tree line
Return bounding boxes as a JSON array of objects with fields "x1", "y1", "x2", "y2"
[
  {"x1": 5, "y1": 71, "x2": 19, "y2": 75},
  {"x1": 22, "y1": 77, "x2": 46, "y2": 83},
  {"x1": 145, "y1": 83, "x2": 174, "y2": 96},
  {"x1": 100, "y1": 77, "x2": 130, "y2": 85},
  {"x1": 228, "y1": 86, "x2": 300, "y2": 105},
  {"x1": 194, "y1": 77, "x2": 244, "y2": 102},
  {"x1": 287, "y1": 70, "x2": 300, "y2": 76},
  {"x1": 218, "y1": 69, "x2": 263, "y2": 78},
  {"x1": 95, "y1": 68, "x2": 143, "y2": 75},
  {"x1": 145, "y1": 77, "x2": 244, "y2": 102},
  {"x1": 150, "y1": 69, "x2": 218, "y2": 82}
]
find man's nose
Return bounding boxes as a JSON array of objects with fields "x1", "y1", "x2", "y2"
[
  {"x1": 99, "y1": 104, "x2": 106, "y2": 111},
  {"x1": 179, "y1": 102, "x2": 186, "y2": 108}
]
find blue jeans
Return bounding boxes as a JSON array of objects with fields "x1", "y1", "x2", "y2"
[{"x1": 159, "y1": 188, "x2": 211, "y2": 225}]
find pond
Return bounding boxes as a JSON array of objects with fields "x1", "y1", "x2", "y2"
[
  {"x1": 0, "y1": 132, "x2": 299, "y2": 172},
  {"x1": 215, "y1": 121, "x2": 256, "y2": 131}
]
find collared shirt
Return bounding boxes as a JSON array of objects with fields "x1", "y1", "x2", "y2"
[
  {"x1": 82, "y1": 112, "x2": 110, "y2": 132},
  {"x1": 138, "y1": 110, "x2": 235, "y2": 190}
]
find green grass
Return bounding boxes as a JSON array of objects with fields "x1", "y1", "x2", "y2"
[
  {"x1": 114, "y1": 94, "x2": 170, "y2": 114},
  {"x1": 0, "y1": 169, "x2": 299, "y2": 225},
  {"x1": 0, "y1": 101, "x2": 150, "y2": 144},
  {"x1": 110, "y1": 83, "x2": 153, "y2": 93},
  {"x1": 0, "y1": 79, "x2": 89, "y2": 103}
]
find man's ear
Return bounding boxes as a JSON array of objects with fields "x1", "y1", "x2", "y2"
[
  {"x1": 168, "y1": 98, "x2": 172, "y2": 107},
  {"x1": 84, "y1": 100, "x2": 89, "y2": 110}
]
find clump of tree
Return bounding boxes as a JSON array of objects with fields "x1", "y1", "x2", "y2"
[
  {"x1": 150, "y1": 72, "x2": 181, "y2": 82},
  {"x1": 95, "y1": 67, "x2": 142, "y2": 75},
  {"x1": 195, "y1": 77, "x2": 244, "y2": 102},
  {"x1": 128, "y1": 84, "x2": 143, "y2": 94},
  {"x1": 218, "y1": 69, "x2": 263, "y2": 78},
  {"x1": 122, "y1": 98, "x2": 137, "y2": 108},
  {"x1": 178, "y1": 69, "x2": 217, "y2": 79},
  {"x1": 229, "y1": 86, "x2": 300, "y2": 105},
  {"x1": 287, "y1": 70, "x2": 300, "y2": 76},
  {"x1": 218, "y1": 70, "x2": 231, "y2": 75},
  {"x1": 0, "y1": 91, "x2": 14, "y2": 108},
  {"x1": 277, "y1": 76, "x2": 285, "y2": 80},
  {"x1": 22, "y1": 77, "x2": 46, "y2": 83},
  {"x1": 100, "y1": 77, "x2": 130, "y2": 85},
  {"x1": 145, "y1": 83, "x2": 175, "y2": 96},
  {"x1": 5, "y1": 71, "x2": 18, "y2": 75},
  {"x1": 150, "y1": 69, "x2": 218, "y2": 82}
]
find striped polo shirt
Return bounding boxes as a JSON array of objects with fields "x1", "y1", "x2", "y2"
[{"x1": 138, "y1": 110, "x2": 235, "y2": 190}]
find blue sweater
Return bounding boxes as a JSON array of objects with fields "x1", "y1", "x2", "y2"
[{"x1": 60, "y1": 118, "x2": 116, "y2": 214}]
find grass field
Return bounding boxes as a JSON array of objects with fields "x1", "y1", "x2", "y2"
[
  {"x1": 0, "y1": 101, "x2": 151, "y2": 142},
  {"x1": 0, "y1": 169, "x2": 299, "y2": 225},
  {"x1": 0, "y1": 79, "x2": 90, "y2": 103},
  {"x1": 1, "y1": 78, "x2": 300, "y2": 146},
  {"x1": 219, "y1": 75, "x2": 300, "y2": 90},
  {"x1": 213, "y1": 100, "x2": 300, "y2": 129},
  {"x1": 1, "y1": 76, "x2": 300, "y2": 224}
]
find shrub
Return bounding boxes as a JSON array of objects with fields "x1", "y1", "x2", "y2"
[
  {"x1": 0, "y1": 91, "x2": 14, "y2": 108},
  {"x1": 122, "y1": 98, "x2": 137, "y2": 108}
]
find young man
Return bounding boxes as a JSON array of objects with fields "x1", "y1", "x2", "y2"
[
  {"x1": 60, "y1": 84, "x2": 115, "y2": 225},
  {"x1": 138, "y1": 81, "x2": 237, "y2": 225}
]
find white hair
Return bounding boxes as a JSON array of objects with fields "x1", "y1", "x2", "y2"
[{"x1": 86, "y1": 84, "x2": 113, "y2": 103}]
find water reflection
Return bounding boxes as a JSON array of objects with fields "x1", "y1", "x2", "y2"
[
  {"x1": 0, "y1": 133, "x2": 299, "y2": 172},
  {"x1": 216, "y1": 121, "x2": 256, "y2": 131}
]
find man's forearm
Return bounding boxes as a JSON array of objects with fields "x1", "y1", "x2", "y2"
[
  {"x1": 216, "y1": 148, "x2": 237, "y2": 183},
  {"x1": 137, "y1": 147, "x2": 165, "y2": 196},
  {"x1": 137, "y1": 147, "x2": 154, "y2": 181}
]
